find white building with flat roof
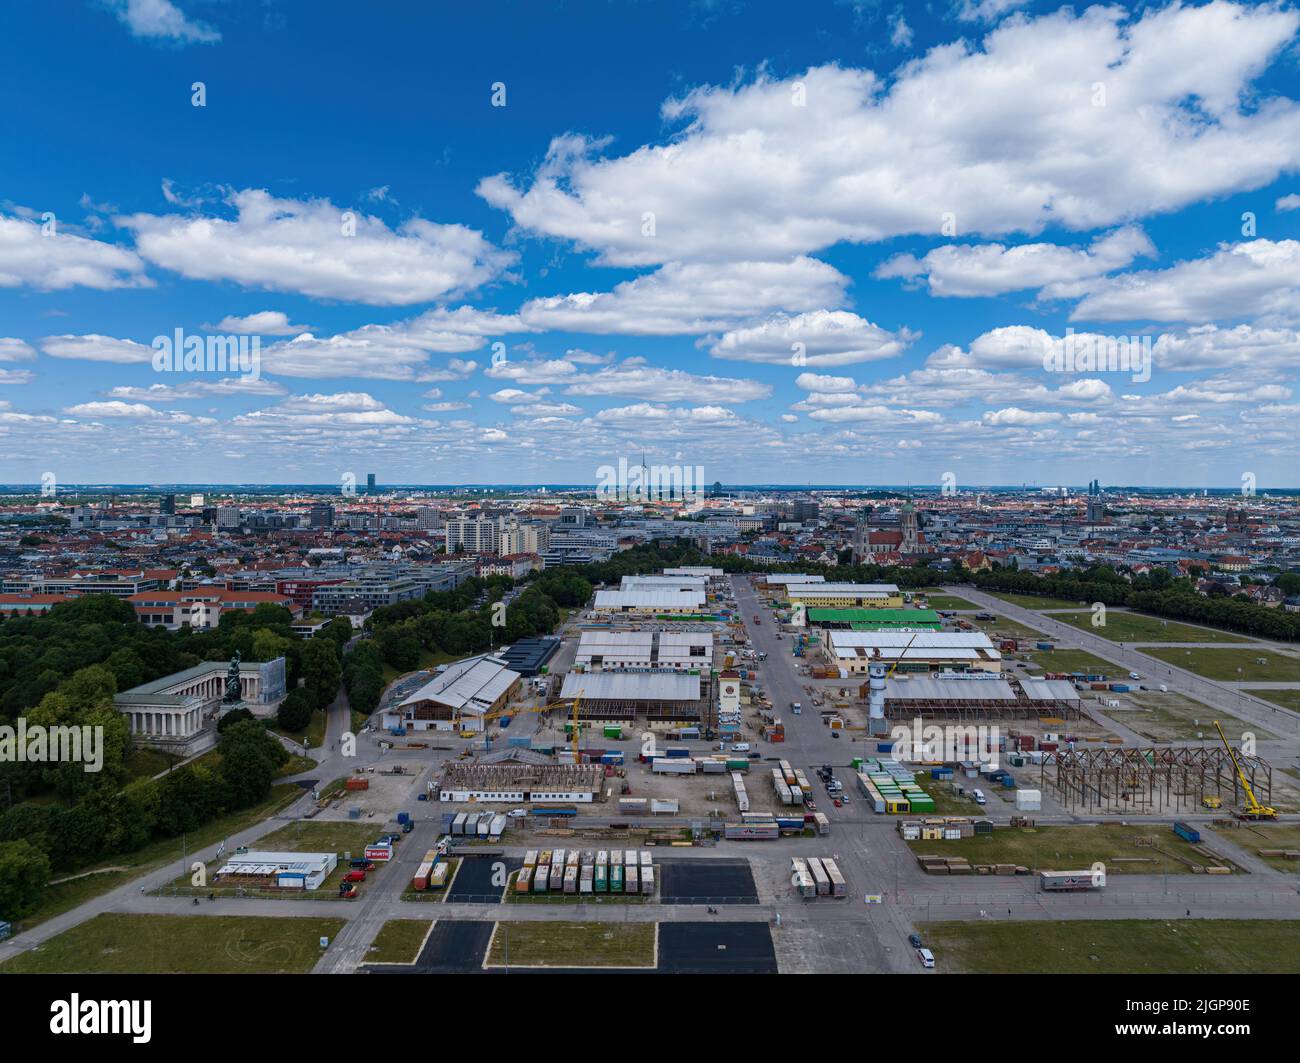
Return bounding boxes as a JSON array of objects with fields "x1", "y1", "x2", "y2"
[
  {"x1": 593, "y1": 589, "x2": 705, "y2": 613},
  {"x1": 574, "y1": 630, "x2": 712, "y2": 672},
  {"x1": 826, "y1": 631, "x2": 1001, "y2": 675}
]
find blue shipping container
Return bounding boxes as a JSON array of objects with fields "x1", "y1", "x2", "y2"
[
  {"x1": 877, "y1": 742, "x2": 893, "y2": 753},
  {"x1": 665, "y1": 747, "x2": 690, "y2": 758},
  {"x1": 1173, "y1": 821, "x2": 1201, "y2": 844}
]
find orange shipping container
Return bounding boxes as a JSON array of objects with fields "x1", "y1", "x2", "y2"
[{"x1": 345, "y1": 778, "x2": 370, "y2": 791}]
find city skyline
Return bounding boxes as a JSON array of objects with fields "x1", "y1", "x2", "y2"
[{"x1": 3, "y1": 1, "x2": 1300, "y2": 486}]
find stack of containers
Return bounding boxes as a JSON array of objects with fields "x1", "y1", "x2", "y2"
[
  {"x1": 732, "y1": 771, "x2": 749, "y2": 812},
  {"x1": 791, "y1": 857, "x2": 816, "y2": 898},
  {"x1": 771, "y1": 767, "x2": 793, "y2": 805}
]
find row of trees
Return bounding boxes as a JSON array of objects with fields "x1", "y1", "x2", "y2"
[{"x1": 970, "y1": 565, "x2": 1300, "y2": 641}]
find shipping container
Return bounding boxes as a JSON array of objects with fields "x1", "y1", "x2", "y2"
[
  {"x1": 564, "y1": 866, "x2": 579, "y2": 894},
  {"x1": 428, "y1": 862, "x2": 450, "y2": 890},
  {"x1": 807, "y1": 857, "x2": 831, "y2": 896},
  {"x1": 594, "y1": 864, "x2": 608, "y2": 892},
  {"x1": 1039, "y1": 870, "x2": 1102, "y2": 891},
  {"x1": 514, "y1": 866, "x2": 533, "y2": 894},
  {"x1": 625, "y1": 865, "x2": 639, "y2": 894},
  {"x1": 452, "y1": 812, "x2": 468, "y2": 836},
  {"x1": 523, "y1": 849, "x2": 538, "y2": 869},
  {"x1": 641, "y1": 866, "x2": 655, "y2": 895},
  {"x1": 822, "y1": 858, "x2": 847, "y2": 897},
  {"x1": 413, "y1": 861, "x2": 433, "y2": 891},
  {"x1": 1173, "y1": 821, "x2": 1201, "y2": 844},
  {"x1": 611, "y1": 864, "x2": 624, "y2": 892},
  {"x1": 533, "y1": 866, "x2": 549, "y2": 892}
]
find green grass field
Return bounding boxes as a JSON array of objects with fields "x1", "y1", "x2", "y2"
[
  {"x1": 0, "y1": 913, "x2": 344, "y2": 974},
  {"x1": 257, "y1": 821, "x2": 382, "y2": 857},
  {"x1": 988, "y1": 592, "x2": 1091, "y2": 610},
  {"x1": 922, "y1": 919, "x2": 1300, "y2": 973},
  {"x1": 916, "y1": 593, "x2": 979, "y2": 610},
  {"x1": 907, "y1": 824, "x2": 1219, "y2": 875},
  {"x1": 366, "y1": 919, "x2": 434, "y2": 963},
  {"x1": 1250, "y1": 688, "x2": 1300, "y2": 712},
  {"x1": 1052, "y1": 611, "x2": 1250, "y2": 644},
  {"x1": 484, "y1": 920, "x2": 657, "y2": 968},
  {"x1": 1212, "y1": 824, "x2": 1300, "y2": 873},
  {"x1": 1026, "y1": 648, "x2": 1121, "y2": 677},
  {"x1": 1144, "y1": 647, "x2": 1300, "y2": 682}
]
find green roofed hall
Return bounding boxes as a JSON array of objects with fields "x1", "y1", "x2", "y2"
[{"x1": 805, "y1": 608, "x2": 942, "y2": 631}]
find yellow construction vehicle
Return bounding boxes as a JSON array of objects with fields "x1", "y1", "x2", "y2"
[
  {"x1": 1213, "y1": 720, "x2": 1277, "y2": 820},
  {"x1": 1201, "y1": 795, "x2": 1222, "y2": 810}
]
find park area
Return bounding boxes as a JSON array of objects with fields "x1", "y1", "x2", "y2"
[
  {"x1": 1051, "y1": 611, "x2": 1250, "y2": 644},
  {"x1": 484, "y1": 920, "x2": 657, "y2": 968},
  {"x1": 921, "y1": 919, "x2": 1300, "y2": 974},
  {"x1": 1026, "y1": 648, "x2": 1122, "y2": 677},
  {"x1": 1144, "y1": 647, "x2": 1300, "y2": 682},
  {"x1": 0, "y1": 913, "x2": 343, "y2": 974},
  {"x1": 988, "y1": 592, "x2": 1091, "y2": 610}
]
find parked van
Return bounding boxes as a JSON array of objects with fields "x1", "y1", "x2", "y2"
[
  {"x1": 791, "y1": 702, "x2": 802, "y2": 715},
  {"x1": 731, "y1": 743, "x2": 751, "y2": 753},
  {"x1": 916, "y1": 947, "x2": 935, "y2": 969},
  {"x1": 972, "y1": 789, "x2": 986, "y2": 805}
]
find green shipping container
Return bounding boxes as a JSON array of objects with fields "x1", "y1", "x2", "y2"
[{"x1": 603, "y1": 726, "x2": 623, "y2": 739}]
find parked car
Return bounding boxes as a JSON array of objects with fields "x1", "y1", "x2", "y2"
[
  {"x1": 833, "y1": 798, "x2": 842, "y2": 808},
  {"x1": 1129, "y1": 672, "x2": 1142, "y2": 680},
  {"x1": 507, "y1": 808, "x2": 528, "y2": 818},
  {"x1": 916, "y1": 947, "x2": 935, "y2": 968},
  {"x1": 339, "y1": 883, "x2": 359, "y2": 899},
  {"x1": 908, "y1": 933, "x2": 923, "y2": 949},
  {"x1": 343, "y1": 870, "x2": 367, "y2": 883}
]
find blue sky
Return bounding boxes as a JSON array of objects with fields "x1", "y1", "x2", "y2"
[{"x1": 2, "y1": 0, "x2": 1300, "y2": 487}]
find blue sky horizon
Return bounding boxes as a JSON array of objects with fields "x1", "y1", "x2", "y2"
[{"x1": 3, "y1": 0, "x2": 1300, "y2": 490}]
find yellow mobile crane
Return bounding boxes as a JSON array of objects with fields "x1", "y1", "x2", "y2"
[{"x1": 1213, "y1": 719, "x2": 1277, "y2": 820}]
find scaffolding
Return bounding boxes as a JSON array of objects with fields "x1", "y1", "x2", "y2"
[{"x1": 1041, "y1": 745, "x2": 1273, "y2": 815}]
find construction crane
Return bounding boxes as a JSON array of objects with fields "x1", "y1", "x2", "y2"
[{"x1": 1213, "y1": 720, "x2": 1277, "y2": 820}]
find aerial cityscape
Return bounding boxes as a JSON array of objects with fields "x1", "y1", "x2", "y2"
[{"x1": 1, "y1": 0, "x2": 1298, "y2": 1026}]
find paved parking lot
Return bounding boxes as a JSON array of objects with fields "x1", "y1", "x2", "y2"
[
  {"x1": 446, "y1": 855, "x2": 520, "y2": 904},
  {"x1": 658, "y1": 858, "x2": 759, "y2": 904},
  {"x1": 658, "y1": 922, "x2": 778, "y2": 973}
]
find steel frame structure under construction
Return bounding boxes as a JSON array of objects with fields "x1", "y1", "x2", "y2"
[
  {"x1": 881, "y1": 694, "x2": 1082, "y2": 723},
  {"x1": 1041, "y1": 745, "x2": 1272, "y2": 814}
]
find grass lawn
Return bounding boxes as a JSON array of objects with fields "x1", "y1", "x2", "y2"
[
  {"x1": 916, "y1": 593, "x2": 979, "y2": 610},
  {"x1": 919, "y1": 780, "x2": 988, "y2": 816},
  {"x1": 257, "y1": 820, "x2": 383, "y2": 857},
  {"x1": 0, "y1": 913, "x2": 343, "y2": 974},
  {"x1": 484, "y1": 920, "x2": 657, "y2": 968},
  {"x1": 1104, "y1": 692, "x2": 1276, "y2": 743},
  {"x1": 988, "y1": 592, "x2": 1091, "y2": 610},
  {"x1": 124, "y1": 747, "x2": 180, "y2": 780},
  {"x1": 1026, "y1": 648, "x2": 1121, "y2": 677},
  {"x1": 9, "y1": 783, "x2": 301, "y2": 932},
  {"x1": 1051, "y1": 611, "x2": 1250, "y2": 644},
  {"x1": 908, "y1": 824, "x2": 1217, "y2": 875},
  {"x1": 1249, "y1": 688, "x2": 1300, "y2": 712},
  {"x1": 1145, "y1": 646, "x2": 1300, "y2": 682},
  {"x1": 367, "y1": 919, "x2": 434, "y2": 963},
  {"x1": 1212, "y1": 824, "x2": 1300, "y2": 873},
  {"x1": 922, "y1": 919, "x2": 1300, "y2": 974}
]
